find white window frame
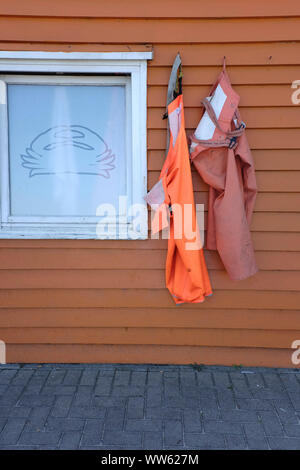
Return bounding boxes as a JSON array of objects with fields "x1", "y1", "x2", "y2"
[{"x1": 0, "y1": 51, "x2": 152, "y2": 239}]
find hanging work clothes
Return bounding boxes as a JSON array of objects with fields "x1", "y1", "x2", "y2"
[
  {"x1": 189, "y1": 59, "x2": 258, "y2": 280},
  {"x1": 145, "y1": 54, "x2": 212, "y2": 304}
]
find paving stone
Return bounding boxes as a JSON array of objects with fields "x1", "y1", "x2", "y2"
[
  {"x1": 46, "y1": 417, "x2": 85, "y2": 432},
  {"x1": 102, "y1": 430, "x2": 142, "y2": 447},
  {"x1": 0, "y1": 363, "x2": 298, "y2": 450},
  {"x1": 225, "y1": 434, "x2": 247, "y2": 450},
  {"x1": 0, "y1": 418, "x2": 6, "y2": 432},
  {"x1": 259, "y1": 410, "x2": 284, "y2": 436},
  {"x1": 268, "y1": 436, "x2": 300, "y2": 450},
  {"x1": 73, "y1": 386, "x2": 93, "y2": 407},
  {"x1": 105, "y1": 407, "x2": 125, "y2": 430},
  {"x1": 197, "y1": 371, "x2": 214, "y2": 387},
  {"x1": 147, "y1": 371, "x2": 163, "y2": 387},
  {"x1": 236, "y1": 398, "x2": 273, "y2": 411},
  {"x1": 127, "y1": 397, "x2": 144, "y2": 419},
  {"x1": 230, "y1": 377, "x2": 253, "y2": 398},
  {"x1": 146, "y1": 387, "x2": 162, "y2": 408},
  {"x1": 164, "y1": 420, "x2": 183, "y2": 447},
  {"x1": 0, "y1": 385, "x2": 8, "y2": 395},
  {"x1": 131, "y1": 371, "x2": 147, "y2": 388},
  {"x1": 217, "y1": 389, "x2": 236, "y2": 410},
  {"x1": 50, "y1": 395, "x2": 73, "y2": 418},
  {"x1": 222, "y1": 409, "x2": 259, "y2": 422},
  {"x1": 27, "y1": 369, "x2": 50, "y2": 387},
  {"x1": 0, "y1": 418, "x2": 26, "y2": 445},
  {"x1": 279, "y1": 373, "x2": 300, "y2": 392},
  {"x1": 0, "y1": 370, "x2": 18, "y2": 384},
  {"x1": 41, "y1": 385, "x2": 77, "y2": 396},
  {"x1": 204, "y1": 419, "x2": 243, "y2": 435},
  {"x1": 164, "y1": 396, "x2": 199, "y2": 409},
  {"x1": 93, "y1": 396, "x2": 126, "y2": 408},
  {"x1": 63, "y1": 369, "x2": 83, "y2": 386},
  {"x1": 146, "y1": 407, "x2": 181, "y2": 420},
  {"x1": 114, "y1": 370, "x2": 130, "y2": 387},
  {"x1": 144, "y1": 431, "x2": 163, "y2": 449},
  {"x1": 79, "y1": 368, "x2": 99, "y2": 387},
  {"x1": 23, "y1": 385, "x2": 43, "y2": 395},
  {"x1": 283, "y1": 424, "x2": 300, "y2": 438},
  {"x1": 213, "y1": 371, "x2": 231, "y2": 389},
  {"x1": 263, "y1": 373, "x2": 284, "y2": 391},
  {"x1": 247, "y1": 437, "x2": 270, "y2": 450},
  {"x1": 288, "y1": 392, "x2": 300, "y2": 411},
  {"x1": 19, "y1": 431, "x2": 61, "y2": 446},
  {"x1": 274, "y1": 399, "x2": 299, "y2": 425},
  {"x1": 0, "y1": 386, "x2": 24, "y2": 406},
  {"x1": 252, "y1": 388, "x2": 285, "y2": 400},
  {"x1": 25, "y1": 406, "x2": 51, "y2": 432},
  {"x1": 11, "y1": 369, "x2": 34, "y2": 386},
  {"x1": 243, "y1": 421, "x2": 266, "y2": 440},
  {"x1": 59, "y1": 431, "x2": 82, "y2": 449},
  {"x1": 185, "y1": 432, "x2": 226, "y2": 449},
  {"x1": 126, "y1": 419, "x2": 162, "y2": 432},
  {"x1": 0, "y1": 406, "x2": 13, "y2": 417},
  {"x1": 81, "y1": 431, "x2": 103, "y2": 447},
  {"x1": 164, "y1": 374, "x2": 180, "y2": 400},
  {"x1": 183, "y1": 409, "x2": 202, "y2": 432},
  {"x1": 45, "y1": 369, "x2": 66, "y2": 386},
  {"x1": 246, "y1": 372, "x2": 265, "y2": 390},
  {"x1": 9, "y1": 406, "x2": 32, "y2": 418},
  {"x1": 18, "y1": 394, "x2": 55, "y2": 407},
  {"x1": 0, "y1": 445, "x2": 40, "y2": 450},
  {"x1": 69, "y1": 406, "x2": 105, "y2": 419},
  {"x1": 112, "y1": 386, "x2": 145, "y2": 397},
  {"x1": 199, "y1": 396, "x2": 221, "y2": 420}
]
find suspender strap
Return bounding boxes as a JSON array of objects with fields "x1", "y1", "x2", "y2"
[
  {"x1": 165, "y1": 53, "x2": 182, "y2": 154},
  {"x1": 201, "y1": 98, "x2": 245, "y2": 138}
]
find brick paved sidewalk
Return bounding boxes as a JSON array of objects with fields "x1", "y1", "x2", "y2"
[{"x1": 0, "y1": 363, "x2": 300, "y2": 450}]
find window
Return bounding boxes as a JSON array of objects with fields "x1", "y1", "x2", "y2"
[{"x1": 0, "y1": 51, "x2": 152, "y2": 239}]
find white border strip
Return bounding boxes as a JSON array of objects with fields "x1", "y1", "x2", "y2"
[{"x1": 0, "y1": 51, "x2": 153, "y2": 61}]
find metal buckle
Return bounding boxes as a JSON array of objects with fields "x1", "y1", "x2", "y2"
[{"x1": 228, "y1": 137, "x2": 237, "y2": 149}]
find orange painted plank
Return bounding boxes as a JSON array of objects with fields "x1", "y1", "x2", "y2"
[
  {"x1": 0, "y1": 289, "x2": 298, "y2": 309},
  {"x1": 1, "y1": 0, "x2": 299, "y2": 18},
  {"x1": 151, "y1": 43, "x2": 300, "y2": 66},
  {"x1": 5, "y1": 344, "x2": 296, "y2": 367},
  {"x1": 148, "y1": 108, "x2": 300, "y2": 129},
  {"x1": 145, "y1": 210, "x2": 300, "y2": 232},
  {"x1": 170, "y1": 190, "x2": 300, "y2": 213},
  {"x1": 148, "y1": 150, "x2": 300, "y2": 171},
  {"x1": 1, "y1": 42, "x2": 299, "y2": 66},
  {"x1": 0, "y1": 17, "x2": 300, "y2": 43},
  {"x1": 0, "y1": 327, "x2": 298, "y2": 349},
  {"x1": 149, "y1": 170, "x2": 300, "y2": 192},
  {"x1": 194, "y1": 192, "x2": 300, "y2": 212},
  {"x1": 148, "y1": 129, "x2": 300, "y2": 150},
  {"x1": 0, "y1": 232, "x2": 298, "y2": 251},
  {"x1": 1, "y1": 308, "x2": 299, "y2": 330},
  {"x1": 149, "y1": 86, "x2": 294, "y2": 108},
  {"x1": 0, "y1": 269, "x2": 298, "y2": 291},
  {"x1": 0, "y1": 249, "x2": 300, "y2": 270},
  {"x1": 148, "y1": 66, "x2": 300, "y2": 86}
]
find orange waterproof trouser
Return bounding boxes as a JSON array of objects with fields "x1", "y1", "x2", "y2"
[{"x1": 146, "y1": 91, "x2": 212, "y2": 304}]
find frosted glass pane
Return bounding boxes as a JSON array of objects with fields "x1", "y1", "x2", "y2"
[{"x1": 7, "y1": 83, "x2": 127, "y2": 217}]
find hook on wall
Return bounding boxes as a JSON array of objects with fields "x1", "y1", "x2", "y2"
[{"x1": 223, "y1": 55, "x2": 226, "y2": 70}]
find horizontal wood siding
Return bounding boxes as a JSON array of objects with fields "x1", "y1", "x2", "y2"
[{"x1": 0, "y1": 0, "x2": 299, "y2": 366}]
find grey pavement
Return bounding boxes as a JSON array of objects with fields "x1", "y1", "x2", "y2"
[{"x1": 0, "y1": 363, "x2": 300, "y2": 450}]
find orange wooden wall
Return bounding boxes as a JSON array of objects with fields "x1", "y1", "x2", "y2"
[{"x1": 0, "y1": 0, "x2": 299, "y2": 367}]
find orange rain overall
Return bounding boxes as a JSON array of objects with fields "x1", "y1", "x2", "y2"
[
  {"x1": 190, "y1": 59, "x2": 258, "y2": 280},
  {"x1": 145, "y1": 55, "x2": 212, "y2": 304}
]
